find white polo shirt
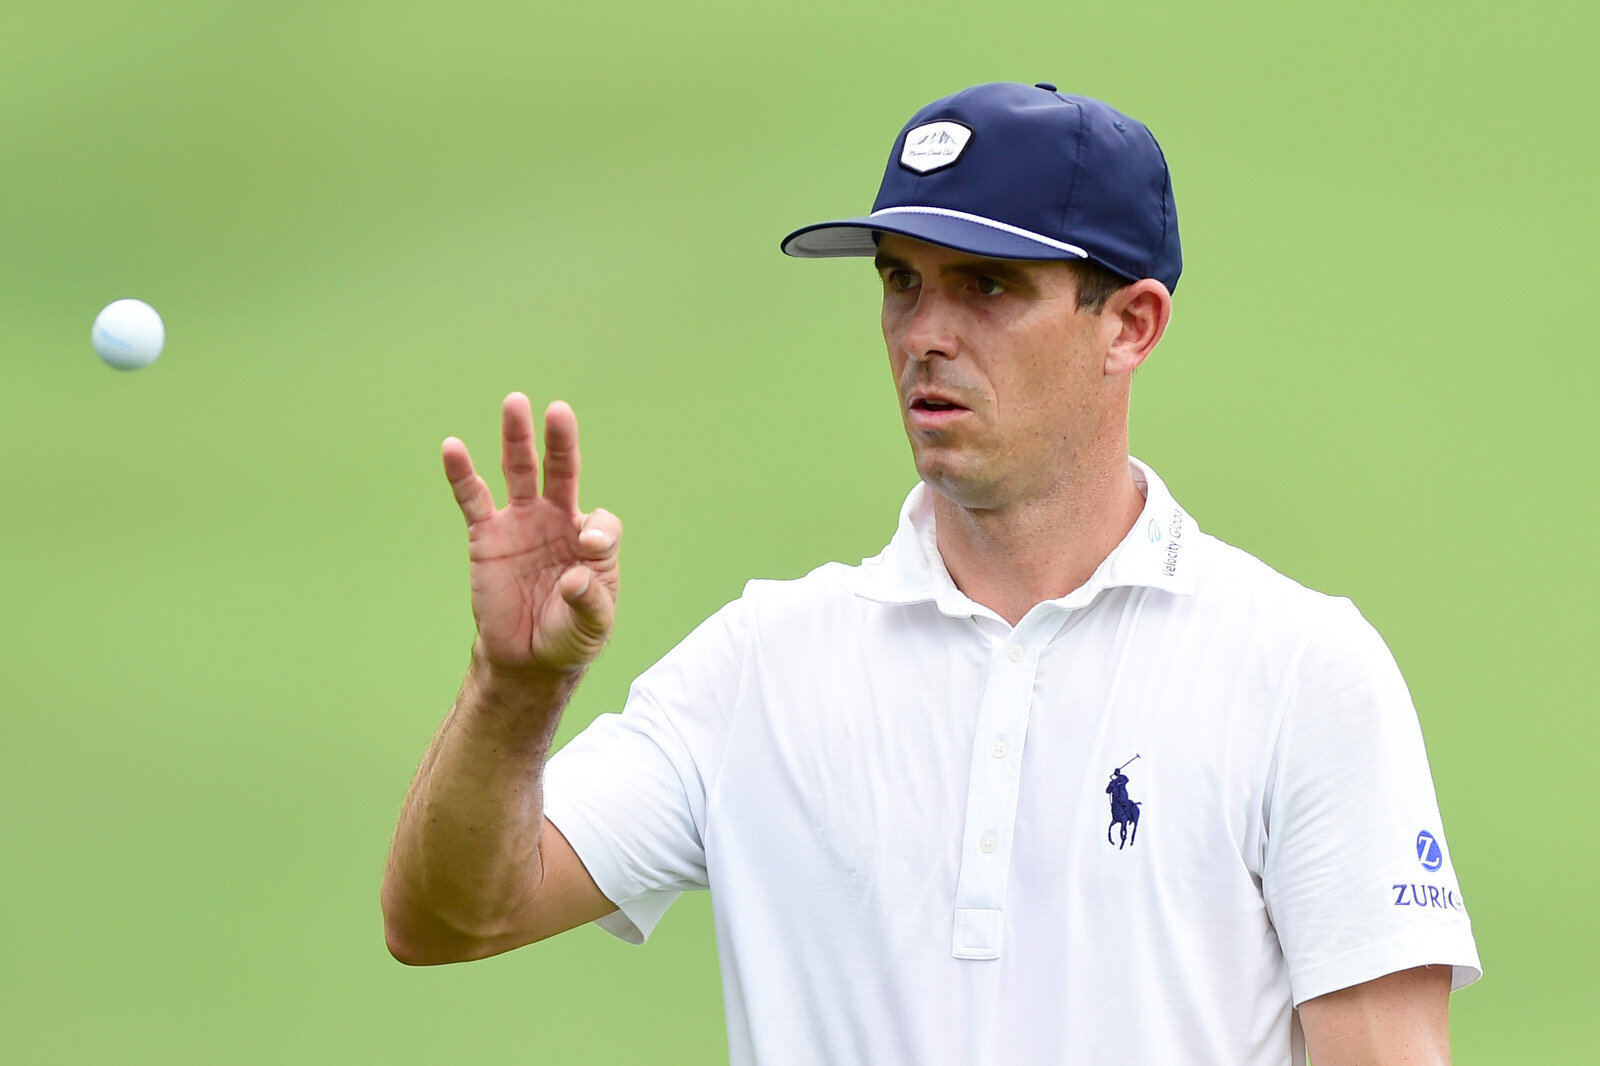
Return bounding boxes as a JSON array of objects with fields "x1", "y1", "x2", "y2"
[{"x1": 544, "y1": 460, "x2": 1480, "y2": 1066}]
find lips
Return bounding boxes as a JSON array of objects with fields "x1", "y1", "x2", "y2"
[
  {"x1": 907, "y1": 389, "x2": 969, "y2": 413},
  {"x1": 906, "y1": 388, "x2": 971, "y2": 430}
]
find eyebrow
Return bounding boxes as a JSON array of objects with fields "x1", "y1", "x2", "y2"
[{"x1": 873, "y1": 251, "x2": 1037, "y2": 289}]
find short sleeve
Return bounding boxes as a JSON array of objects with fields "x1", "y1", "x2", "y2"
[
  {"x1": 1261, "y1": 599, "x2": 1481, "y2": 1004},
  {"x1": 544, "y1": 599, "x2": 746, "y2": 944}
]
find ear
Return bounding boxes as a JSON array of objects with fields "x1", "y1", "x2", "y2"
[{"x1": 1102, "y1": 279, "x2": 1172, "y2": 377}]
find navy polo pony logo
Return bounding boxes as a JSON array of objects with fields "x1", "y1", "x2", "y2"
[{"x1": 1107, "y1": 755, "x2": 1142, "y2": 849}]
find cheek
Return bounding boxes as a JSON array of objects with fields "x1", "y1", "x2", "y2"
[
  {"x1": 1002, "y1": 340, "x2": 1095, "y2": 423},
  {"x1": 881, "y1": 303, "x2": 911, "y2": 354},
  {"x1": 884, "y1": 339, "x2": 907, "y2": 383}
]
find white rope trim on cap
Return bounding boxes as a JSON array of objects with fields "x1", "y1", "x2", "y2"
[{"x1": 869, "y1": 206, "x2": 1088, "y2": 258}]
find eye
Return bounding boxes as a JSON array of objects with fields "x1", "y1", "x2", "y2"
[
  {"x1": 883, "y1": 269, "x2": 918, "y2": 292},
  {"x1": 974, "y1": 275, "x2": 1007, "y2": 296}
]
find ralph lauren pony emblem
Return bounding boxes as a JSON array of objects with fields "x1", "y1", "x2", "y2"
[{"x1": 1106, "y1": 755, "x2": 1142, "y2": 849}]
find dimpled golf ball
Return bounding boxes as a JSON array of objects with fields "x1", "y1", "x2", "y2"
[{"x1": 92, "y1": 299, "x2": 165, "y2": 370}]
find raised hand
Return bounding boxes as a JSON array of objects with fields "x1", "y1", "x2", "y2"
[{"x1": 442, "y1": 394, "x2": 620, "y2": 676}]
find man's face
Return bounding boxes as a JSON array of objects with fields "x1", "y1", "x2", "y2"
[{"x1": 876, "y1": 234, "x2": 1125, "y2": 513}]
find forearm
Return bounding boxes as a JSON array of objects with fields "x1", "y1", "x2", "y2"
[{"x1": 382, "y1": 644, "x2": 580, "y2": 964}]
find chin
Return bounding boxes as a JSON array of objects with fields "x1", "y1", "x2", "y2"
[{"x1": 917, "y1": 463, "x2": 1002, "y2": 511}]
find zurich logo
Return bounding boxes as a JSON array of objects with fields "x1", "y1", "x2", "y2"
[{"x1": 1416, "y1": 830, "x2": 1444, "y2": 871}]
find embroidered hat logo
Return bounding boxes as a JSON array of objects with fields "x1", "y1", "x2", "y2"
[{"x1": 899, "y1": 121, "x2": 972, "y2": 174}]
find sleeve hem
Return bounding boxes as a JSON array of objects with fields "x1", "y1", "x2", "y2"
[
  {"x1": 544, "y1": 801, "x2": 682, "y2": 945},
  {"x1": 1290, "y1": 929, "x2": 1483, "y2": 1006}
]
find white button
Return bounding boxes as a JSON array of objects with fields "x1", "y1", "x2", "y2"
[
  {"x1": 1007, "y1": 644, "x2": 1024, "y2": 662},
  {"x1": 989, "y1": 738, "x2": 1008, "y2": 759},
  {"x1": 978, "y1": 832, "x2": 998, "y2": 854}
]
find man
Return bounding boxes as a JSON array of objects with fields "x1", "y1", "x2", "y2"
[{"x1": 383, "y1": 83, "x2": 1479, "y2": 1064}]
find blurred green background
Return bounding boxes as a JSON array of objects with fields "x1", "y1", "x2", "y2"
[{"x1": 2, "y1": 1, "x2": 1594, "y2": 1061}]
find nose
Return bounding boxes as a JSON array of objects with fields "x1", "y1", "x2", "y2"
[{"x1": 894, "y1": 287, "x2": 958, "y2": 362}]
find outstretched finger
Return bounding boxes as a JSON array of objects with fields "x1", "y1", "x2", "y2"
[
  {"x1": 501, "y1": 392, "x2": 541, "y2": 505},
  {"x1": 541, "y1": 401, "x2": 581, "y2": 516},
  {"x1": 443, "y1": 437, "x2": 496, "y2": 525}
]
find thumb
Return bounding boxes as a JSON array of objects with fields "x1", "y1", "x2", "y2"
[{"x1": 558, "y1": 565, "x2": 615, "y2": 642}]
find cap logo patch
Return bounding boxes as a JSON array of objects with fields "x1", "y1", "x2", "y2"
[{"x1": 900, "y1": 121, "x2": 972, "y2": 174}]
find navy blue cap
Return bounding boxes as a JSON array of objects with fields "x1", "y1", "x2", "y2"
[{"x1": 781, "y1": 82, "x2": 1181, "y2": 293}]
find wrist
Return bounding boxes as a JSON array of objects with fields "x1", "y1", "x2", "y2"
[{"x1": 459, "y1": 641, "x2": 584, "y2": 751}]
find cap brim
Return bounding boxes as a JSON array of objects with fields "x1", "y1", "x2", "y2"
[{"x1": 781, "y1": 206, "x2": 1090, "y2": 262}]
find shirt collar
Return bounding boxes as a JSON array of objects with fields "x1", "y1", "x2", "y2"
[{"x1": 855, "y1": 457, "x2": 1199, "y2": 615}]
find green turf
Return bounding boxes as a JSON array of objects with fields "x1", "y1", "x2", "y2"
[{"x1": 2, "y1": 2, "x2": 1594, "y2": 1061}]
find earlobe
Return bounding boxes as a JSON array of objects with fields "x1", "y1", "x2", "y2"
[{"x1": 1103, "y1": 279, "x2": 1172, "y2": 377}]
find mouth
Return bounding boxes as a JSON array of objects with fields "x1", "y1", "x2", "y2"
[
  {"x1": 907, "y1": 386, "x2": 970, "y2": 411},
  {"x1": 906, "y1": 391, "x2": 971, "y2": 429}
]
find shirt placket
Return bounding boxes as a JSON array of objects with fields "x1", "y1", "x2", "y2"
[{"x1": 950, "y1": 610, "x2": 1067, "y2": 959}]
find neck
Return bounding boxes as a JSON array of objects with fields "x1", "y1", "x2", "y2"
[{"x1": 931, "y1": 455, "x2": 1146, "y2": 627}]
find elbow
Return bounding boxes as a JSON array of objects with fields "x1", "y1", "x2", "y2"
[
  {"x1": 382, "y1": 909, "x2": 438, "y2": 966},
  {"x1": 384, "y1": 927, "x2": 429, "y2": 967},
  {"x1": 381, "y1": 883, "x2": 515, "y2": 966},
  {"x1": 382, "y1": 897, "x2": 445, "y2": 966},
  {"x1": 380, "y1": 883, "x2": 471, "y2": 966},
  {"x1": 382, "y1": 909, "x2": 485, "y2": 967},
  {"x1": 385, "y1": 926, "x2": 460, "y2": 967},
  {"x1": 385, "y1": 924, "x2": 519, "y2": 967}
]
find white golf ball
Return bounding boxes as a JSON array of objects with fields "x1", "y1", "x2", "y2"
[{"x1": 92, "y1": 299, "x2": 165, "y2": 370}]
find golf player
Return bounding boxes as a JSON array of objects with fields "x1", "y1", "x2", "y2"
[{"x1": 384, "y1": 82, "x2": 1480, "y2": 1064}]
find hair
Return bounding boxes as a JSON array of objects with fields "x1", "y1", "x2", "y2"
[{"x1": 1065, "y1": 259, "x2": 1130, "y2": 313}]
